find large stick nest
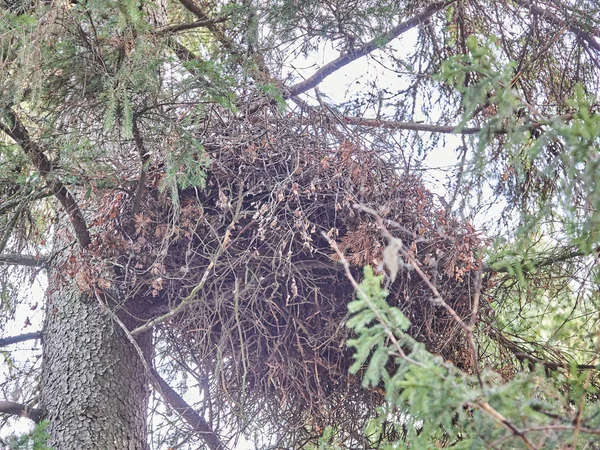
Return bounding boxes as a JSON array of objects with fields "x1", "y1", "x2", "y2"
[{"x1": 65, "y1": 113, "x2": 483, "y2": 444}]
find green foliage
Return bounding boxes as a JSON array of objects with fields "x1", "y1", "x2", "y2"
[
  {"x1": 1, "y1": 420, "x2": 53, "y2": 450},
  {"x1": 331, "y1": 266, "x2": 600, "y2": 448}
]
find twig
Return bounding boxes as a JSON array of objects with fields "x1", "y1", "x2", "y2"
[
  {"x1": 475, "y1": 400, "x2": 537, "y2": 450},
  {"x1": 322, "y1": 231, "x2": 425, "y2": 368},
  {"x1": 131, "y1": 187, "x2": 243, "y2": 336}
]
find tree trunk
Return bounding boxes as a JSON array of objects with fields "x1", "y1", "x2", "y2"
[{"x1": 40, "y1": 270, "x2": 152, "y2": 450}]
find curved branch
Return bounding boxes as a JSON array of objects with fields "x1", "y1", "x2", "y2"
[
  {"x1": 151, "y1": 369, "x2": 226, "y2": 450},
  {"x1": 0, "y1": 190, "x2": 54, "y2": 215},
  {"x1": 287, "y1": 1, "x2": 451, "y2": 97},
  {"x1": 0, "y1": 401, "x2": 41, "y2": 423},
  {"x1": 0, "y1": 109, "x2": 91, "y2": 248}
]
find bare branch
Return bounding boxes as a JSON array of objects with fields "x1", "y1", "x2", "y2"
[
  {"x1": 287, "y1": 1, "x2": 450, "y2": 97},
  {"x1": 284, "y1": 107, "x2": 577, "y2": 136},
  {"x1": 151, "y1": 368, "x2": 227, "y2": 450},
  {"x1": 0, "y1": 400, "x2": 41, "y2": 423},
  {"x1": 0, "y1": 331, "x2": 42, "y2": 347},
  {"x1": 0, "y1": 109, "x2": 91, "y2": 248},
  {"x1": 0, "y1": 253, "x2": 47, "y2": 267}
]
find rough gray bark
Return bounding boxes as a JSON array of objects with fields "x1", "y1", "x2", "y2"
[{"x1": 40, "y1": 271, "x2": 152, "y2": 450}]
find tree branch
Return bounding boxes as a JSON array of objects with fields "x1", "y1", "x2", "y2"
[
  {"x1": 151, "y1": 368, "x2": 226, "y2": 450},
  {"x1": 0, "y1": 190, "x2": 54, "y2": 215},
  {"x1": 486, "y1": 243, "x2": 596, "y2": 274},
  {"x1": 178, "y1": 0, "x2": 235, "y2": 52},
  {"x1": 130, "y1": 120, "x2": 148, "y2": 219},
  {"x1": 157, "y1": 16, "x2": 228, "y2": 35},
  {"x1": 287, "y1": 1, "x2": 450, "y2": 97},
  {"x1": 514, "y1": 0, "x2": 600, "y2": 53},
  {"x1": 0, "y1": 109, "x2": 91, "y2": 248},
  {"x1": 0, "y1": 400, "x2": 41, "y2": 423},
  {"x1": 0, "y1": 253, "x2": 47, "y2": 267},
  {"x1": 0, "y1": 331, "x2": 42, "y2": 347}
]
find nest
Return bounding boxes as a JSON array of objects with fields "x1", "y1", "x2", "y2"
[{"x1": 68, "y1": 113, "x2": 482, "y2": 445}]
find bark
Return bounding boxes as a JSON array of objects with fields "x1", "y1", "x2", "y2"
[{"x1": 40, "y1": 270, "x2": 153, "y2": 450}]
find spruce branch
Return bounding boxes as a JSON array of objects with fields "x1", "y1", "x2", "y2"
[{"x1": 0, "y1": 109, "x2": 91, "y2": 248}]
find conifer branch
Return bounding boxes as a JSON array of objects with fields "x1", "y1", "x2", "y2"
[
  {"x1": 0, "y1": 109, "x2": 91, "y2": 249},
  {"x1": 178, "y1": 0, "x2": 235, "y2": 52},
  {"x1": 157, "y1": 17, "x2": 228, "y2": 35}
]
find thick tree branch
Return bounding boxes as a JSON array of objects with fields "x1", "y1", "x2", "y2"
[
  {"x1": 0, "y1": 331, "x2": 42, "y2": 347},
  {"x1": 0, "y1": 253, "x2": 47, "y2": 267},
  {"x1": 178, "y1": 0, "x2": 235, "y2": 52},
  {"x1": 151, "y1": 368, "x2": 226, "y2": 450},
  {"x1": 514, "y1": 0, "x2": 600, "y2": 53},
  {"x1": 0, "y1": 400, "x2": 41, "y2": 423},
  {"x1": 157, "y1": 16, "x2": 228, "y2": 35},
  {"x1": 0, "y1": 190, "x2": 54, "y2": 215},
  {"x1": 0, "y1": 110, "x2": 91, "y2": 248},
  {"x1": 287, "y1": 1, "x2": 450, "y2": 97},
  {"x1": 272, "y1": 108, "x2": 577, "y2": 136}
]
